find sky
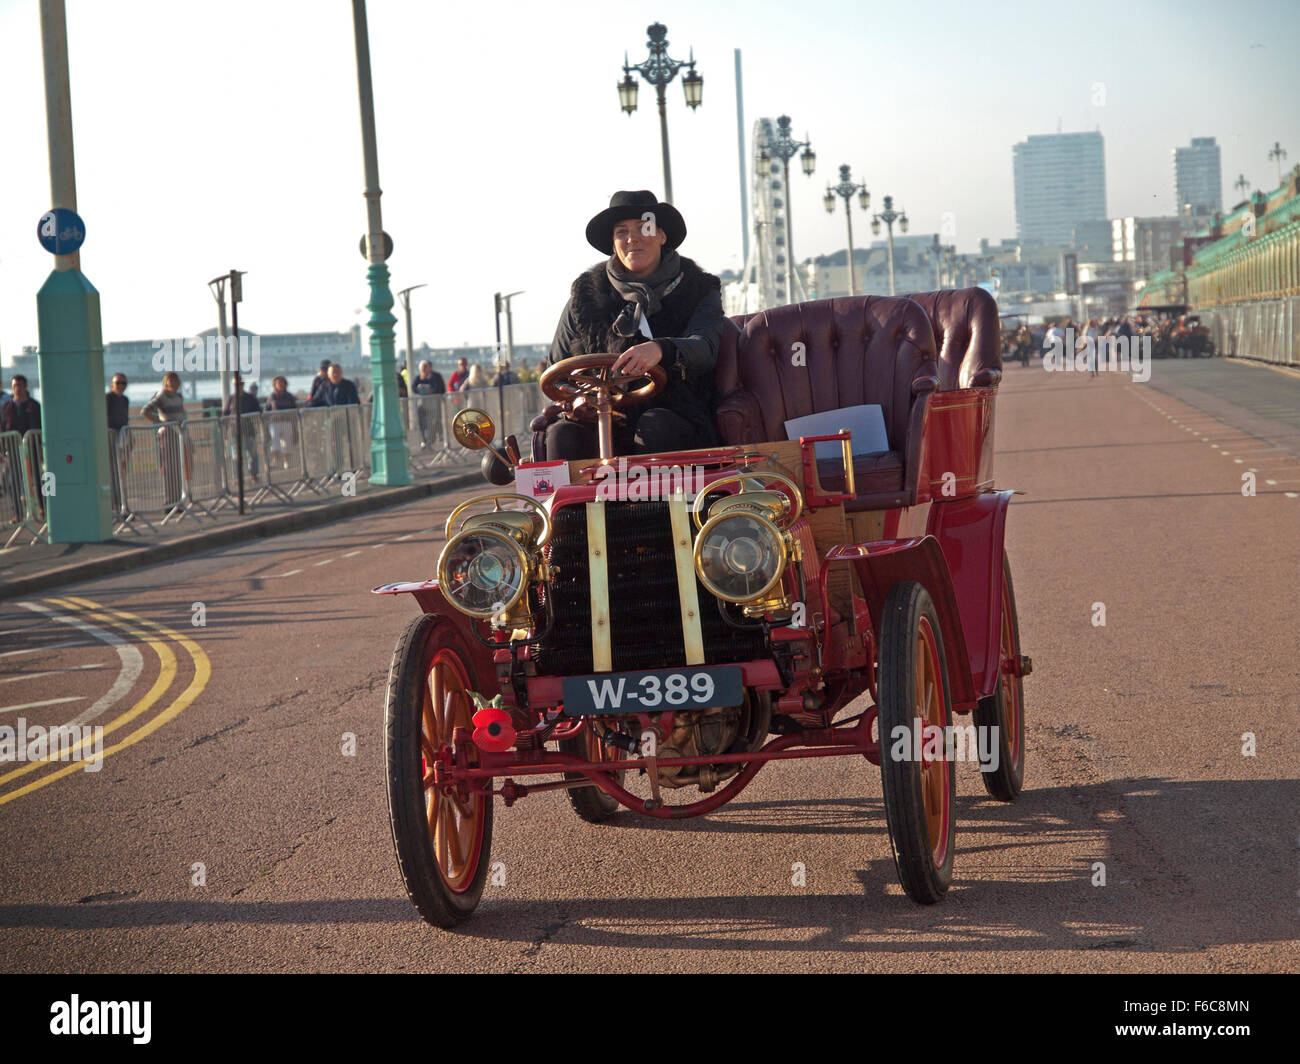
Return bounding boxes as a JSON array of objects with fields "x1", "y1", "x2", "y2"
[{"x1": 1, "y1": 0, "x2": 1298, "y2": 363}]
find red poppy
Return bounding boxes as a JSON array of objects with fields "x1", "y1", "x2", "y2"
[{"x1": 471, "y1": 705, "x2": 516, "y2": 753}]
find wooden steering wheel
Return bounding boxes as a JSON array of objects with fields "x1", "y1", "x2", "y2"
[
  {"x1": 539, "y1": 354, "x2": 667, "y2": 460},
  {"x1": 539, "y1": 353, "x2": 666, "y2": 413}
]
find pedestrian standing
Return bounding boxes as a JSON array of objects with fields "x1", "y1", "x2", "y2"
[
  {"x1": 447, "y1": 357, "x2": 469, "y2": 393},
  {"x1": 266, "y1": 376, "x2": 298, "y2": 470},
  {"x1": 224, "y1": 384, "x2": 263, "y2": 482},
  {"x1": 308, "y1": 364, "x2": 362, "y2": 474},
  {"x1": 1, "y1": 376, "x2": 41, "y2": 520},
  {"x1": 459, "y1": 364, "x2": 488, "y2": 392},
  {"x1": 411, "y1": 361, "x2": 446, "y2": 448},
  {"x1": 1, "y1": 375, "x2": 41, "y2": 434},
  {"x1": 106, "y1": 374, "x2": 130, "y2": 432},
  {"x1": 106, "y1": 374, "x2": 131, "y2": 513},
  {"x1": 309, "y1": 359, "x2": 332, "y2": 401},
  {"x1": 141, "y1": 372, "x2": 186, "y2": 507}
]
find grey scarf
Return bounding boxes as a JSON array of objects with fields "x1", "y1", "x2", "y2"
[{"x1": 606, "y1": 249, "x2": 684, "y2": 338}]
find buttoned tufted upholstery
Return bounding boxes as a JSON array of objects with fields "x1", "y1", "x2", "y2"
[
  {"x1": 714, "y1": 296, "x2": 940, "y2": 509},
  {"x1": 905, "y1": 287, "x2": 1003, "y2": 390}
]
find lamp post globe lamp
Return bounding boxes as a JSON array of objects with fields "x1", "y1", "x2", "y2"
[
  {"x1": 872, "y1": 194, "x2": 907, "y2": 296},
  {"x1": 825, "y1": 164, "x2": 870, "y2": 295},
  {"x1": 618, "y1": 22, "x2": 702, "y2": 202}
]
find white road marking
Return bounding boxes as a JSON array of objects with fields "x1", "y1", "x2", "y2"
[
  {"x1": 1267, "y1": 479, "x2": 1278, "y2": 485},
  {"x1": 342, "y1": 551, "x2": 362, "y2": 558},
  {"x1": 313, "y1": 559, "x2": 332, "y2": 567},
  {"x1": 395, "y1": 533, "x2": 416, "y2": 541},
  {"x1": 0, "y1": 665, "x2": 105, "y2": 684},
  {"x1": 0, "y1": 697, "x2": 84, "y2": 714},
  {"x1": 16, "y1": 602, "x2": 144, "y2": 727},
  {"x1": 275, "y1": 569, "x2": 302, "y2": 578},
  {"x1": 0, "y1": 640, "x2": 90, "y2": 659}
]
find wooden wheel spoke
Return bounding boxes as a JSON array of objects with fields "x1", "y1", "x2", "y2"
[
  {"x1": 450, "y1": 790, "x2": 476, "y2": 819},
  {"x1": 445, "y1": 803, "x2": 470, "y2": 871},
  {"x1": 434, "y1": 798, "x2": 455, "y2": 863}
]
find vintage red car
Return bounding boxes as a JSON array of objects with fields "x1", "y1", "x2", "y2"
[{"x1": 375, "y1": 287, "x2": 1030, "y2": 927}]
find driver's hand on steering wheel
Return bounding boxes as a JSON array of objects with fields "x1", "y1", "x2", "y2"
[{"x1": 612, "y1": 341, "x2": 664, "y2": 378}]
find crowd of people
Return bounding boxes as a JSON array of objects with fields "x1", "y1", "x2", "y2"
[
  {"x1": 92, "y1": 356, "x2": 517, "y2": 433},
  {"x1": 1004, "y1": 312, "x2": 1214, "y2": 368}
]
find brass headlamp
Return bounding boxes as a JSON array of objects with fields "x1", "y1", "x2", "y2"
[
  {"x1": 437, "y1": 494, "x2": 551, "y2": 628},
  {"x1": 691, "y1": 474, "x2": 804, "y2": 618}
]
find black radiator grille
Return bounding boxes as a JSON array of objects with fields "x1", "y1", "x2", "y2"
[{"x1": 535, "y1": 501, "x2": 768, "y2": 675}]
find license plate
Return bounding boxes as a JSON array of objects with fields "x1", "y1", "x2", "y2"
[{"x1": 562, "y1": 666, "x2": 743, "y2": 716}]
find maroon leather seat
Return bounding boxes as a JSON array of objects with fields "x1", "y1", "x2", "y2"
[
  {"x1": 906, "y1": 287, "x2": 1002, "y2": 390},
  {"x1": 714, "y1": 296, "x2": 940, "y2": 510}
]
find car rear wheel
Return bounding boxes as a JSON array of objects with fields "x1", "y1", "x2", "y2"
[
  {"x1": 973, "y1": 552, "x2": 1026, "y2": 801},
  {"x1": 385, "y1": 614, "x2": 493, "y2": 927},
  {"x1": 878, "y1": 581, "x2": 956, "y2": 904}
]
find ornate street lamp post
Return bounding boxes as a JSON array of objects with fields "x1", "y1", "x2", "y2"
[
  {"x1": 352, "y1": 0, "x2": 409, "y2": 485},
  {"x1": 759, "y1": 115, "x2": 815, "y2": 303},
  {"x1": 824, "y1": 164, "x2": 869, "y2": 295},
  {"x1": 871, "y1": 195, "x2": 909, "y2": 296},
  {"x1": 1268, "y1": 141, "x2": 1289, "y2": 186},
  {"x1": 618, "y1": 22, "x2": 702, "y2": 203}
]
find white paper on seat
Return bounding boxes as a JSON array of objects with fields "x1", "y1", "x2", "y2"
[{"x1": 783, "y1": 405, "x2": 889, "y2": 460}]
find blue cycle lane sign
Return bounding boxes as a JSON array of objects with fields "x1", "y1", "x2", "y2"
[{"x1": 37, "y1": 208, "x2": 86, "y2": 255}]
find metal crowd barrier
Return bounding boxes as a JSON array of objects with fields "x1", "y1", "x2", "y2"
[
  {"x1": 1197, "y1": 297, "x2": 1300, "y2": 367},
  {"x1": 263, "y1": 410, "x2": 305, "y2": 501},
  {"x1": 2, "y1": 430, "x2": 47, "y2": 548},
  {"x1": 297, "y1": 406, "x2": 337, "y2": 493},
  {"x1": 9, "y1": 384, "x2": 550, "y2": 546},
  {"x1": 116, "y1": 422, "x2": 200, "y2": 531}
]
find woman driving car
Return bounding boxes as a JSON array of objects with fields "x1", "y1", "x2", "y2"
[{"x1": 546, "y1": 189, "x2": 725, "y2": 460}]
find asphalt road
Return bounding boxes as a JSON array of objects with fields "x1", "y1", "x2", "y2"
[{"x1": 1, "y1": 358, "x2": 1297, "y2": 973}]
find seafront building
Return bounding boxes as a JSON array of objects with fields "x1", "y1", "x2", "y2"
[
  {"x1": 1174, "y1": 137, "x2": 1223, "y2": 217},
  {"x1": 1012, "y1": 131, "x2": 1108, "y2": 246}
]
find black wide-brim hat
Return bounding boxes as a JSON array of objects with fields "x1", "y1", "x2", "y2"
[{"x1": 585, "y1": 190, "x2": 686, "y2": 255}]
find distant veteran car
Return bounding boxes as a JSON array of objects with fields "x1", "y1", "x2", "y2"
[{"x1": 376, "y1": 287, "x2": 1030, "y2": 927}]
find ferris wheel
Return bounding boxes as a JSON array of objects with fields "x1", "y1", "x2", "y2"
[{"x1": 734, "y1": 117, "x2": 810, "y2": 313}]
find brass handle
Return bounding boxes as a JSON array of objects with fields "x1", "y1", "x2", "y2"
[
  {"x1": 445, "y1": 492, "x2": 552, "y2": 545},
  {"x1": 690, "y1": 471, "x2": 804, "y2": 530}
]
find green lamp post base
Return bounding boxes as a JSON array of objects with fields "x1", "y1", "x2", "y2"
[
  {"x1": 364, "y1": 262, "x2": 411, "y2": 486},
  {"x1": 35, "y1": 267, "x2": 114, "y2": 543}
]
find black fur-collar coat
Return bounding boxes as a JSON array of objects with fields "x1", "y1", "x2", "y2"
[{"x1": 548, "y1": 257, "x2": 724, "y2": 443}]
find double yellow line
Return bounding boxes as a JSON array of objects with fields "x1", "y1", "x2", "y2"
[{"x1": 0, "y1": 596, "x2": 210, "y2": 805}]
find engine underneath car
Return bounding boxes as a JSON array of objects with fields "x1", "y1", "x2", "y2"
[{"x1": 590, "y1": 688, "x2": 772, "y2": 793}]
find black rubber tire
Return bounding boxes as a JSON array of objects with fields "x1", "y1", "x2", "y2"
[
  {"x1": 973, "y1": 553, "x2": 1026, "y2": 801},
  {"x1": 877, "y1": 581, "x2": 956, "y2": 904},
  {"x1": 384, "y1": 614, "x2": 493, "y2": 927},
  {"x1": 560, "y1": 726, "x2": 624, "y2": 824}
]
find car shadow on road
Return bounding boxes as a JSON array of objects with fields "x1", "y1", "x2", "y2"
[{"x1": 0, "y1": 778, "x2": 1291, "y2": 958}]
